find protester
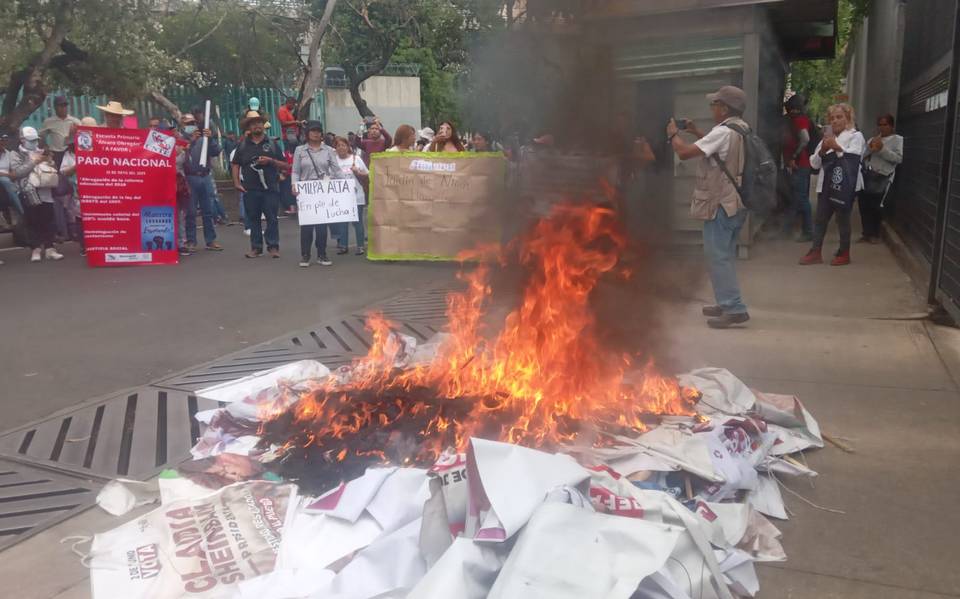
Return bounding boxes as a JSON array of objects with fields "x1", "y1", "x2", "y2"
[
  {"x1": 416, "y1": 127, "x2": 434, "y2": 151},
  {"x1": 800, "y1": 103, "x2": 866, "y2": 266},
  {"x1": 471, "y1": 131, "x2": 493, "y2": 152},
  {"x1": 358, "y1": 117, "x2": 393, "y2": 164},
  {"x1": 223, "y1": 132, "x2": 238, "y2": 158},
  {"x1": 181, "y1": 113, "x2": 223, "y2": 252},
  {"x1": 39, "y1": 96, "x2": 80, "y2": 168},
  {"x1": 0, "y1": 133, "x2": 23, "y2": 216},
  {"x1": 232, "y1": 111, "x2": 288, "y2": 258},
  {"x1": 387, "y1": 125, "x2": 417, "y2": 152},
  {"x1": 335, "y1": 136, "x2": 370, "y2": 255},
  {"x1": 80, "y1": 116, "x2": 98, "y2": 127},
  {"x1": 667, "y1": 85, "x2": 751, "y2": 328},
  {"x1": 781, "y1": 94, "x2": 814, "y2": 241},
  {"x1": 859, "y1": 113, "x2": 903, "y2": 243},
  {"x1": 348, "y1": 131, "x2": 358, "y2": 150},
  {"x1": 277, "y1": 97, "x2": 301, "y2": 137},
  {"x1": 97, "y1": 101, "x2": 134, "y2": 128},
  {"x1": 428, "y1": 121, "x2": 465, "y2": 152},
  {"x1": 291, "y1": 121, "x2": 343, "y2": 267},
  {"x1": 324, "y1": 132, "x2": 337, "y2": 150},
  {"x1": 148, "y1": 115, "x2": 163, "y2": 129},
  {"x1": 9, "y1": 126, "x2": 64, "y2": 262},
  {"x1": 57, "y1": 125, "x2": 84, "y2": 255},
  {"x1": 279, "y1": 126, "x2": 302, "y2": 215}
]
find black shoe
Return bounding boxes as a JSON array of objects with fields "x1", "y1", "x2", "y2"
[
  {"x1": 337, "y1": 247, "x2": 349, "y2": 255},
  {"x1": 702, "y1": 305, "x2": 723, "y2": 317},
  {"x1": 707, "y1": 312, "x2": 750, "y2": 329}
]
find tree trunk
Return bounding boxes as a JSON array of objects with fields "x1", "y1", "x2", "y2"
[
  {"x1": 348, "y1": 81, "x2": 375, "y2": 118},
  {"x1": 0, "y1": 0, "x2": 74, "y2": 136},
  {"x1": 298, "y1": 0, "x2": 339, "y2": 119},
  {"x1": 345, "y1": 44, "x2": 394, "y2": 120},
  {"x1": 148, "y1": 90, "x2": 183, "y2": 123}
]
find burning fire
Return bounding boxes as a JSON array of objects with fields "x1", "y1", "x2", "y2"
[{"x1": 261, "y1": 202, "x2": 698, "y2": 483}]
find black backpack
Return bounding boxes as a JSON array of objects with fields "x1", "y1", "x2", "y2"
[{"x1": 712, "y1": 121, "x2": 778, "y2": 214}]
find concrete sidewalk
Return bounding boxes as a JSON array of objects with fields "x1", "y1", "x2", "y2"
[
  {"x1": 3, "y1": 229, "x2": 959, "y2": 598},
  {"x1": 664, "y1": 234, "x2": 960, "y2": 598}
]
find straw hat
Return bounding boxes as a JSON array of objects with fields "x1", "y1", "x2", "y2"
[
  {"x1": 240, "y1": 110, "x2": 268, "y2": 131},
  {"x1": 80, "y1": 117, "x2": 99, "y2": 127},
  {"x1": 96, "y1": 101, "x2": 135, "y2": 116}
]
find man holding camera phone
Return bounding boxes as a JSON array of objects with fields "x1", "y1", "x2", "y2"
[{"x1": 667, "y1": 85, "x2": 751, "y2": 329}]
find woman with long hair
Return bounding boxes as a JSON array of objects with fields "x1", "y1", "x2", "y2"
[
  {"x1": 388, "y1": 125, "x2": 417, "y2": 152},
  {"x1": 799, "y1": 103, "x2": 866, "y2": 266},
  {"x1": 859, "y1": 113, "x2": 903, "y2": 243},
  {"x1": 427, "y1": 121, "x2": 465, "y2": 152}
]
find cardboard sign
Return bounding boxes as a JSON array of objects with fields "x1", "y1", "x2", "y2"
[
  {"x1": 75, "y1": 127, "x2": 178, "y2": 266},
  {"x1": 368, "y1": 153, "x2": 506, "y2": 261},
  {"x1": 295, "y1": 178, "x2": 359, "y2": 225}
]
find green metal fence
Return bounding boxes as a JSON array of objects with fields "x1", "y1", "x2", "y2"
[{"x1": 7, "y1": 86, "x2": 324, "y2": 136}]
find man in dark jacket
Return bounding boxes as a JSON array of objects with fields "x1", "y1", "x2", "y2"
[{"x1": 181, "y1": 113, "x2": 223, "y2": 251}]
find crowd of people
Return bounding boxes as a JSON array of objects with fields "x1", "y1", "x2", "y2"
[{"x1": 0, "y1": 94, "x2": 500, "y2": 266}]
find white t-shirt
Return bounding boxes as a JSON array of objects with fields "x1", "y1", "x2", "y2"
[
  {"x1": 694, "y1": 120, "x2": 738, "y2": 161},
  {"x1": 809, "y1": 128, "x2": 866, "y2": 193},
  {"x1": 337, "y1": 155, "x2": 369, "y2": 205}
]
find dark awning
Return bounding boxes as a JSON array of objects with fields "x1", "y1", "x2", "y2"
[{"x1": 768, "y1": 0, "x2": 839, "y2": 60}]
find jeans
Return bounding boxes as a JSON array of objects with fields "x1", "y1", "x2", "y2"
[
  {"x1": 208, "y1": 174, "x2": 227, "y2": 221},
  {"x1": 703, "y1": 208, "x2": 748, "y2": 315},
  {"x1": 26, "y1": 202, "x2": 56, "y2": 249},
  {"x1": 858, "y1": 191, "x2": 884, "y2": 239},
  {"x1": 244, "y1": 188, "x2": 280, "y2": 251},
  {"x1": 782, "y1": 167, "x2": 813, "y2": 237},
  {"x1": 339, "y1": 205, "x2": 366, "y2": 249},
  {"x1": 238, "y1": 192, "x2": 248, "y2": 227},
  {"x1": 186, "y1": 174, "x2": 218, "y2": 245},
  {"x1": 280, "y1": 177, "x2": 296, "y2": 210},
  {"x1": 812, "y1": 193, "x2": 852, "y2": 253},
  {"x1": 52, "y1": 195, "x2": 68, "y2": 238},
  {"x1": 300, "y1": 224, "x2": 331, "y2": 259},
  {"x1": 0, "y1": 177, "x2": 23, "y2": 214}
]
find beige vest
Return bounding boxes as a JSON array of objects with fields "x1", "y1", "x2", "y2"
[{"x1": 690, "y1": 118, "x2": 746, "y2": 220}]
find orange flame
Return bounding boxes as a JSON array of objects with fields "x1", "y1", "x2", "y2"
[{"x1": 267, "y1": 202, "x2": 697, "y2": 463}]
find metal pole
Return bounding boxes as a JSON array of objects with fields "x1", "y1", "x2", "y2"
[{"x1": 928, "y1": 0, "x2": 960, "y2": 304}]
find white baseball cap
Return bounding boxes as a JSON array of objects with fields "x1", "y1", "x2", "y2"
[{"x1": 21, "y1": 126, "x2": 39, "y2": 140}]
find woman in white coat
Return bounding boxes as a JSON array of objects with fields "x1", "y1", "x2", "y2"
[{"x1": 799, "y1": 103, "x2": 865, "y2": 266}]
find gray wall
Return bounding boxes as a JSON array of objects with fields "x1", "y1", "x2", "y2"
[
  {"x1": 324, "y1": 76, "x2": 422, "y2": 138},
  {"x1": 846, "y1": 0, "x2": 907, "y2": 131}
]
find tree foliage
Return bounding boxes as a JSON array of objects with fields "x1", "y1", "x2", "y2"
[{"x1": 0, "y1": 0, "x2": 192, "y2": 133}]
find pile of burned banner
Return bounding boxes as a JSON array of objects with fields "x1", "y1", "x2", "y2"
[{"x1": 85, "y1": 360, "x2": 823, "y2": 599}]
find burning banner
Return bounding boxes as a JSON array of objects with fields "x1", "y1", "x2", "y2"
[{"x1": 86, "y1": 201, "x2": 829, "y2": 599}]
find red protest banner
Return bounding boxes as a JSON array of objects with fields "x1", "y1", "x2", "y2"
[{"x1": 75, "y1": 127, "x2": 178, "y2": 266}]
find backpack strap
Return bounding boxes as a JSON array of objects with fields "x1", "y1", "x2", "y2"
[{"x1": 710, "y1": 122, "x2": 746, "y2": 198}]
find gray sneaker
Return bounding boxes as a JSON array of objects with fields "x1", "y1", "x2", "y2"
[{"x1": 317, "y1": 257, "x2": 333, "y2": 266}]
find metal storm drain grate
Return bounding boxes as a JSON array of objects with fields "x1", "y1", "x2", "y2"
[
  {"x1": 0, "y1": 289, "x2": 454, "y2": 551},
  {"x1": 0, "y1": 458, "x2": 99, "y2": 552},
  {"x1": 0, "y1": 387, "x2": 218, "y2": 481},
  {"x1": 372, "y1": 287, "x2": 452, "y2": 324}
]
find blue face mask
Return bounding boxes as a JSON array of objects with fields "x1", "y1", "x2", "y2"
[
  {"x1": 183, "y1": 125, "x2": 197, "y2": 136},
  {"x1": 22, "y1": 139, "x2": 39, "y2": 151}
]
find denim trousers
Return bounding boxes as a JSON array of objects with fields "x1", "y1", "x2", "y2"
[
  {"x1": 244, "y1": 188, "x2": 280, "y2": 251},
  {"x1": 338, "y1": 205, "x2": 366, "y2": 248},
  {"x1": 702, "y1": 208, "x2": 748, "y2": 315},
  {"x1": 782, "y1": 167, "x2": 813, "y2": 236},
  {"x1": 0, "y1": 177, "x2": 23, "y2": 214},
  {"x1": 186, "y1": 174, "x2": 218, "y2": 245}
]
